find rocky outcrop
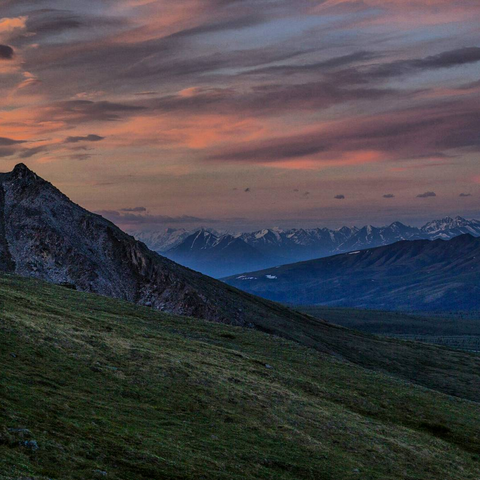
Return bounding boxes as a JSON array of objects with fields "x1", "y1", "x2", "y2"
[{"x1": 0, "y1": 164, "x2": 265, "y2": 325}]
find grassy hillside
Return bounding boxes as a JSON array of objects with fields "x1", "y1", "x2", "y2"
[
  {"x1": 296, "y1": 306, "x2": 480, "y2": 352},
  {"x1": 0, "y1": 275, "x2": 480, "y2": 479}
]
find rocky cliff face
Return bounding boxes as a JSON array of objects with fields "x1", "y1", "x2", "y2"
[{"x1": 0, "y1": 164, "x2": 264, "y2": 325}]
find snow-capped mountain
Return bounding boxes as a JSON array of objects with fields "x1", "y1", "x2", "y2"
[
  {"x1": 239, "y1": 226, "x2": 358, "y2": 260},
  {"x1": 136, "y1": 216, "x2": 480, "y2": 278},
  {"x1": 336, "y1": 222, "x2": 425, "y2": 252},
  {"x1": 133, "y1": 228, "x2": 192, "y2": 252},
  {"x1": 421, "y1": 216, "x2": 480, "y2": 239},
  {"x1": 172, "y1": 229, "x2": 220, "y2": 252}
]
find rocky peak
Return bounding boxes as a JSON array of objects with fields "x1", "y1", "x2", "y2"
[
  {"x1": 11, "y1": 163, "x2": 38, "y2": 181},
  {"x1": 2, "y1": 164, "x2": 46, "y2": 198}
]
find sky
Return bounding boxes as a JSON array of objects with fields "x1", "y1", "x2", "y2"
[{"x1": 0, "y1": 0, "x2": 479, "y2": 231}]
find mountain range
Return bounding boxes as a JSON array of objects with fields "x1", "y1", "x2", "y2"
[
  {"x1": 135, "y1": 216, "x2": 480, "y2": 277},
  {"x1": 225, "y1": 234, "x2": 480, "y2": 311}
]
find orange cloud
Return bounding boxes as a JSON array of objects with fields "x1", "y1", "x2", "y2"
[
  {"x1": 97, "y1": 111, "x2": 267, "y2": 153},
  {"x1": 16, "y1": 71, "x2": 41, "y2": 90},
  {"x1": 262, "y1": 150, "x2": 384, "y2": 171},
  {"x1": 0, "y1": 16, "x2": 27, "y2": 44}
]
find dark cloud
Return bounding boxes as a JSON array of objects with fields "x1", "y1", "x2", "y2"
[
  {"x1": 209, "y1": 134, "x2": 327, "y2": 162},
  {"x1": 121, "y1": 207, "x2": 147, "y2": 212},
  {"x1": 19, "y1": 146, "x2": 49, "y2": 158},
  {"x1": 334, "y1": 195, "x2": 345, "y2": 200},
  {"x1": 41, "y1": 101, "x2": 145, "y2": 124},
  {"x1": 373, "y1": 47, "x2": 480, "y2": 78},
  {"x1": 64, "y1": 134, "x2": 105, "y2": 143},
  {"x1": 0, "y1": 148, "x2": 17, "y2": 158},
  {"x1": 69, "y1": 145, "x2": 92, "y2": 151},
  {"x1": 23, "y1": 8, "x2": 129, "y2": 39},
  {"x1": 383, "y1": 194, "x2": 395, "y2": 198},
  {"x1": 459, "y1": 193, "x2": 472, "y2": 197},
  {"x1": 0, "y1": 45, "x2": 14, "y2": 60},
  {"x1": 330, "y1": 47, "x2": 480, "y2": 86},
  {"x1": 0, "y1": 138, "x2": 26, "y2": 159},
  {"x1": 26, "y1": 10, "x2": 83, "y2": 35},
  {"x1": 207, "y1": 97, "x2": 480, "y2": 163},
  {"x1": 149, "y1": 82, "x2": 397, "y2": 118},
  {"x1": 69, "y1": 153, "x2": 93, "y2": 161},
  {"x1": 416, "y1": 191, "x2": 436, "y2": 198},
  {"x1": 245, "y1": 51, "x2": 378, "y2": 76},
  {"x1": 0, "y1": 137, "x2": 25, "y2": 146}
]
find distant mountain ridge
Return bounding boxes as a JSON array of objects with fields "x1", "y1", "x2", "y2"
[
  {"x1": 165, "y1": 229, "x2": 274, "y2": 278},
  {"x1": 135, "y1": 216, "x2": 480, "y2": 277},
  {"x1": 224, "y1": 234, "x2": 480, "y2": 311},
  {"x1": 135, "y1": 228, "x2": 191, "y2": 252}
]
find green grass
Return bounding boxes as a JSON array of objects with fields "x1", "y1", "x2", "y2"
[{"x1": 0, "y1": 275, "x2": 480, "y2": 479}]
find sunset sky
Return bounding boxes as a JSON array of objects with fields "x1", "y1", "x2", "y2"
[{"x1": 0, "y1": 0, "x2": 479, "y2": 231}]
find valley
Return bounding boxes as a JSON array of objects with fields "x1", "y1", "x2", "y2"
[{"x1": 296, "y1": 306, "x2": 480, "y2": 352}]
